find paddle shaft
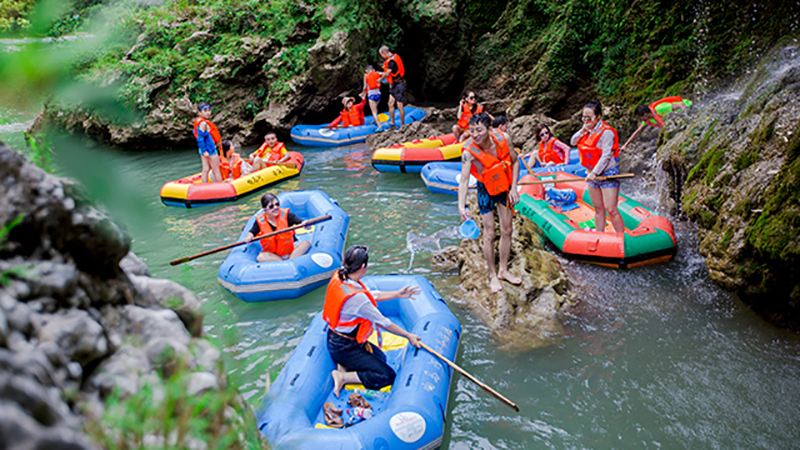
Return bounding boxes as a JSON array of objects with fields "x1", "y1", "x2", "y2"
[
  {"x1": 169, "y1": 214, "x2": 332, "y2": 266},
  {"x1": 420, "y1": 342, "x2": 520, "y2": 412},
  {"x1": 516, "y1": 147, "x2": 536, "y2": 176},
  {"x1": 519, "y1": 172, "x2": 635, "y2": 185}
]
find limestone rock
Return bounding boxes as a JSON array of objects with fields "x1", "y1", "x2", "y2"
[
  {"x1": 130, "y1": 275, "x2": 203, "y2": 337},
  {"x1": 37, "y1": 309, "x2": 108, "y2": 366},
  {"x1": 119, "y1": 251, "x2": 149, "y2": 276}
]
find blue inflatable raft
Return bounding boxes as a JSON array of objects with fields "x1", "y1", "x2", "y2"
[
  {"x1": 420, "y1": 148, "x2": 587, "y2": 195},
  {"x1": 217, "y1": 190, "x2": 349, "y2": 302},
  {"x1": 290, "y1": 107, "x2": 427, "y2": 147},
  {"x1": 258, "y1": 275, "x2": 461, "y2": 449}
]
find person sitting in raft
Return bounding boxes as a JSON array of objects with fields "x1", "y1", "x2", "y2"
[
  {"x1": 249, "y1": 132, "x2": 289, "y2": 171},
  {"x1": 571, "y1": 100, "x2": 625, "y2": 234},
  {"x1": 452, "y1": 91, "x2": 490, "y2": 141},
  {"x1": 528, "y1": 124, "x2": 570, "y2": 167},
  {"x1": 327, "y1": 94, "x2": 367, "y2": 129},
  {"x1": 245, "y1": 193, "x2": 311, "y2": 262},
  {"x1": 219, "y1": 140, "x2": 253, "y2": 180},
  {"x1": 379, "y1": 45, "x2": 406, "y2": 130},
  {"x1": 363, "y1": 64, "x2": 383, "y2": 128},
  {"x1": 193, "y1": 102, "x2": 223, "y2": 183},
  {"x1": 457, "y1": 113, "x2": 522, "y2": 293},
  {"x1": 621, "y1": 96, "x2": 693, "y2": 151},
  {"x1": 324, "y1": 245, "x2": 423, "y2": 397},
  {"x1": 492, "y1": 114, "x2": 509, "y2": 133}
]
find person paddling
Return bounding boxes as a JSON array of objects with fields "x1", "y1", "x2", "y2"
[
  {"x1": 193, "y1": 102, "x2": 223, "y2": 183},
  {"x1": 249, "y1": 132, "x2": 289, "y2": 171},
  {"x1": 363, "y1": 64, "x2": 383, "y2": 129},
  {"x1": 571, "y1": 100, "x2": 624, "y2": 234},
  {"x1": 457, "y1": 113, "x2": 522, "y2": 293},
  {"x1": 324, "y1": 245, "x2": 422, "y2": 397},
  {"x1": 379, "y1": 45, "x2": 406, "y2": 130},
  {"x1": 622, "y1": 96, "x2": 693, "y2": 151},
  {"x1": 529, "y1": 124, "x2": 570, "y2": 167},
  {"x1": 245, "y1": 193, "x2": 311, "y2": 262}
]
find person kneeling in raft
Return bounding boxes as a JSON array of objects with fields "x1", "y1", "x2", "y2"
[
  {"x1": 325, "y1": 245, "x2": 422, "y2": 398},
  {"x1": 248, "y1": 132, "x2": 290, "y2": 171},
  {"x1": 245, "y1": 193, "x2": 311, "y2": 262},
  {"x1": 327, "y1": 94, "x2": 367, "y2": 129},
  {"x1": 457, "y1": 113, "x2": 522, "y2": 293}
]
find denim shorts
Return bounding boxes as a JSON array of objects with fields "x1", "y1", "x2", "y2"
[
  {"x1": 587, "y1": 165, "x2": 620, "y2": 189},
  {"x1": 198, "y1": 148, "x2": 217, "y2": 157},
  {"x1": 477, "y1": 182, "x2": 508, "y2": 215},
  {"x1": 368, "y1": 93, "x2": 381, "y2": 102}
]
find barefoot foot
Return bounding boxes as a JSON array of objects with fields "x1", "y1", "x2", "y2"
[
  {"x1": 498, "y1": 271, "x2": 521, "y2": 285},
  {"x1": 331, "y1": 370, "x2": 345, "y2": 398},
  {"x1": 489, "y1": 276, "x2": 503, "y2": 293}
]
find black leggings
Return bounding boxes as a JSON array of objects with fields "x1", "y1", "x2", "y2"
[{"x1": 327, "y1": 330, "x2": 396, "y2": 390}]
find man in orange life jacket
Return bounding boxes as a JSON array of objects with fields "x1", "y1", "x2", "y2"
[
  {"x1": 457, "y1": 113, "x2": 522, "y2": 293},
  {"x1": 249, "y1": 133, "x2": 289, "y2": 171},
  {"x1": 193, "y1": 102, "x2": 223, "y2": 183},
  {"x1": 379, "y1": 45, "x2": 406, "y2": 130},
  {"x1": 327, "y1": 95, "x2": 367, "y2": 128},
  {"x1": 323, "y1": 245, "x2": 422, "y2": 397},
  {"x1": 245, "y1": 193, "x2": 311, "y2": 262}
]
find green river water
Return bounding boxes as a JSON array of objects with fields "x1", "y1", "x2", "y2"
[{"x1": 2, "y1": 122, "x2": 800, "y2": 448}]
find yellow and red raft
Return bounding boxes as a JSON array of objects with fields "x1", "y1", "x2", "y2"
[
  {"x1": 515, "y1": 171, "x2": 677, "y2": 268},
  {"x1": 160, "y1": 152, "x2": 304, "y2": 208}
]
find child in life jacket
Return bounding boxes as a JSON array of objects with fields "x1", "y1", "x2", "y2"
[{"x1": 249, "y1": 132, "x2": 289, "y2": 171}]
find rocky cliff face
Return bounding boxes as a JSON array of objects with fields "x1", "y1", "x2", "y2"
[
  {"x1": 0, "y1": 143, "x2": 259, "y2": 448},
  {"x1": 656, "y1": 44, "x2": 800, "y2": 324}
]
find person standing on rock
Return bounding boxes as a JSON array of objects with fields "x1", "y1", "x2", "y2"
[
  {"x1": 457, "y1": 113, "x2": 522, "y2": 293},
  {"x1": 324, "y1": 245, "x2": 422, "y2": 397},
  {"x1": 363, "y1": 64, "x2": 383, "y2": 129},
  {"x1": 379, "y1": 45, "x2": 406, "y2": 130},
  {"x1": 572, "y1": 100, "x2": 625, "y2": 234},
  {"x1": 193, "y1": 102, "x2": 223, "y2": 183}
]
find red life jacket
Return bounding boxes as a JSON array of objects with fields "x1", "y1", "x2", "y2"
[
  {"x1": 457, "y1": 103, "x2": 484, "y2": 129},
  {"x1": 220, "y1": 152, "x2": 243, "y2": 179},
  {"x1": 252, "y1": 142, "x2": 286, "y2": 162},
  {"x1": 537, "y1": 138, "x2": 565, "y2": 164},
  {"x1": 382, "y1": 53, "x2": 405, "y2": 84},
  {"x1": 255, "y1": 209, "x2": 294, "y2": 256},
  {"x1": 647, "y1": 95, "x2": 686, "y2": 128},
  {"x1": 193, "y1": 117, "x2": 221, "y2": 145},
  {"x1": 464, "y1": 131, "x2": 513, "y2": 196},
  {"x1": 365, "y1": 70, "x2": 382, "y2": 90},
  {"x1": 577, "y1": 122, "x2": 619, "y2": 170},
  {"x1": 347, "y1": 106, "x2": 364, "y2": 126},
  {"x1": 322, "y1": 274, "x2": 377, "y2": 344}
]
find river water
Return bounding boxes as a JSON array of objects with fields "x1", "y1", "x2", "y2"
[{"x1": 1, "y1": 123, "x2": 799, "y2": 448}]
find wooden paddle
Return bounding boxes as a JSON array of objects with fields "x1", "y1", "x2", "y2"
[
  {"x1": 169, "y1": 214, "x2": 332, "y2": 266},
  {"x1": 420, "y1": 342, "x2": 520, "y2": 412},
  {"x1": 519, "y1": 173, "x2": 635, "y2": 185},
  {"x1": 516, "y1": 147, "x2": 536, "y2": 176}
]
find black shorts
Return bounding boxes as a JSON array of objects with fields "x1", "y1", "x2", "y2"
[
  {"x1": 477, "y1": 182, "x2": 508, "y2": 215},
  {"x1": 389, "y1": 80, "x2": 406, "y2": 103}
]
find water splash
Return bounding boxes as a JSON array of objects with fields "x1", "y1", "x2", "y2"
[{"x1": 405, "y1": 226, "x2": 459, "y2": 271}]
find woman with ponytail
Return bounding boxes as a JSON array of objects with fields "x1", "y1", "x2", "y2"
[{"x1": 322, "y1": 245, "x2": 422, "y2": 397}]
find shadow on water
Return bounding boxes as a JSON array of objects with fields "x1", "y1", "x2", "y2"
[{"x1": 44, "y1": 130, "x2": 800, "y2": 449}]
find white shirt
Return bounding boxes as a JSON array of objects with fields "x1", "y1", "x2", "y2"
[{"x1": 333, "y1": 279, "x2": 392, "y2": 333}]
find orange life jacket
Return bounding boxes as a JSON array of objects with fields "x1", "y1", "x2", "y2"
[
  {"x1": 192, "y1": 117, "x2": 221, "y2": 145},
  {"x1": 647, "y1": 95, "x2": 685, "y2": 128},
  {"x1": 382, "y1": 53, "x2": 405, "y2": 84},
  {"x1": 577, "y1": 122, "x2": 620, "y2": 170},
  {"x1": 465, "y1": 131, "x2": 513, "y2": 196},
  {"x1": 457, "y1": 103, "x2": 484, "y2": 129},
  {"x1": 346, "y1": 106, "x2": 364, "y2": 126},
  {"x1": 322, "y1": 274, "x2": 377, "y2": 344},
  {"x1": 220, "y1": 152, "x2": 243, "y2": 179},
  {"x1": 255, "y1": 209, "x2": 294, "y2": 256},
  {"x1": 365, "y1": 70, "x2": 382, "y2": 90},
  {"x1": 252, "y1": 142, "x2": 286, "y2": 162},
  {"x1": 537, "y1": 138, "x2": 565, "y2": 164}
]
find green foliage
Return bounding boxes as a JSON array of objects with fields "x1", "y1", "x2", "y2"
[
  {"x1": 84, "y1": 356, "x2": 264, "y2": 450},
  {"x1": 0, "y1": 0, "x2": 35, "y2": 32},
  {"x1": 686, "y1": 144, "x2": 725, "y2": 184},
  {"x1": 0, "y1": 214, "x2": 25, "y2": 286}
]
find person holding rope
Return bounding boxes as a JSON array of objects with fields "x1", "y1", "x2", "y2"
[
  {"x1": 324, "y1": 245, "x2": 422, "y2": 397},
  {"x1": 457, "y1": 113, "x2": 521, "y2": 293}
]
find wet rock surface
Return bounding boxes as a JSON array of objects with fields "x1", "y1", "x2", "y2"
[
  {"x1": 434, "y1": 200, "x2": 573, "y2": 351},
  {"x1": 0, "y1": 143, "x2": 256, "y2": 448}
]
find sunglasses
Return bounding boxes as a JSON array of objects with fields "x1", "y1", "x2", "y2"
[
  {"x1": 266, "y1": 202, "x2": 280, "y2": 209},
  {"x1": 539, "y1": 131, "x2": 549, "y2": 138},
  {"x1": 466, "y1": 96, "x2": 475, "y2": 100},
  {"x1": 581, "y1": 115, "x2": 595, "y2": 122}
]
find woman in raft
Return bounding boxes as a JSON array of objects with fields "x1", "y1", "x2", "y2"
[
  {"x1": 528, "y1": 123, "x2": 570, "y2": 167},
  {"x1": 219, "y1": 140, "x2": 254, "y2": 180},
  {"x1": 192, "y1": 102, "x2": 223, "y2": 183},
  {"x1": 452, "y1": 91, "x2": 492, "y2": 141},
  {"x1": 245, "y1": 193, "x2": 311, "y2": 262},
  {"x1": 324, "y1": 245, "x2": 422, "y2": 397},
  {"x1": 571, "y1": 100, "x2": 624, "y2": 234},
  {"x1": 327, "y1": 94, "x2": 367, "y2": 129}
]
